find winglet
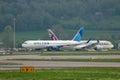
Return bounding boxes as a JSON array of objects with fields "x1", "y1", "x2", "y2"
[
  {"x1": 97, "y1": 40, "x2": 99, "y2": 43},
  {"x1": 86, "y1": 38, "x2": 91, "y2": 43},
  {"x1": 72, "y1": 27, "x2": 84, "y2": 42},
  {"x1": 48, "y1": 29, "x2": 58, "y2": 40}
]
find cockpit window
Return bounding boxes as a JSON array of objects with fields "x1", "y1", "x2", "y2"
[{"x1": 23, "y1": 42, "x2": 27, "y2": 44}]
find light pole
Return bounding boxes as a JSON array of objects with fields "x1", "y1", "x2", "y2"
[{"x1": 13, "y1": 18, "x2": 16, "y2": 49}]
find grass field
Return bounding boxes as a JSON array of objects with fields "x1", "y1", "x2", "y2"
[
  {"x1": 42, "y1": 50, "x2": 120, "y2": 55},
  {"x1": 15, "y1": 30, "x2": 120, "y2": 40},
  {"x1": 0, "y1": 29, "x2": 119, "y2": 41},
  {"x1": 6, "y1": 50, "x2": 120, "y2": 56},
  {"x1": 1, "y1": 50, "x2": 120, "y2": 57},
  {"x1": 0, "y1": 67, "x2": 120, "y2": 80},
  {"x1": 8, "y1": 58, "x2": 120, "y2": 62},
  {"x1": 0, "y1": 62, "x2": 22, "y2": 65}
]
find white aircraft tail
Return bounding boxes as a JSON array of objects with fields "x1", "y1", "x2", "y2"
[{"x1": 48, "y1": 29, "x2": 58, "y2": 40}]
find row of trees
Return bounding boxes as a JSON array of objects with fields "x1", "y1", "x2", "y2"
[
  {"x1": 1, "y1": 25, "x2": 13, "y2": 48},
  {"x1": 0, "y1": 0, "x2": 120, "y2": 32}
]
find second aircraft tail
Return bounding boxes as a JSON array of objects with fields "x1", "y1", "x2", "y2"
[
  {"x1": 48, "y1": 27, "x2": 84, "y2": 42},
  {"x1": 72, "y1": 27, "x2": 84, "y2": 42},
  {"x1": 48, "y1": 29, "x2": 58, "y2": 40}
]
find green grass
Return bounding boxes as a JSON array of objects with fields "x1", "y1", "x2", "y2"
[
  {"x1": 0, "y1": 29, "x2": 119, "y2": 41},
  {"x1": 17, "y1": 50, "x2": 120, "y2": 56},
  {"x1": 15, "y1": 31, "x2": 49, "y2": 41},
  {"x1": 42, "y1": 50, "x2": 120, "y2": 56},
  {"x1": 7, "y1": 58, "x2": 120, "y2": 62},
  {"x1": 68, "y1": 29, "x2": 120, "y2": 40},
  {"x1": 0, "y1": 62, "x2": 22, "y2": 65},
  {"x1": 83, "y1": 30, "x2": 120, "y2": 39},
  {"x1": 0, "y1": 67, "x2": 120, "y2": 80},
  {"x1": 1, "y1": 50, "x2": 120, "y2": 56}
]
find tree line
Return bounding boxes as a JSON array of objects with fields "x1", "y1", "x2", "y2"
[{"x1": 0, "y1": 0, "x2": 120, "y2": 32}]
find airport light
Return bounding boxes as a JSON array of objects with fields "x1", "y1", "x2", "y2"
[{"x1": 13, "y1": 18, "x2": 16, "y2": 49}]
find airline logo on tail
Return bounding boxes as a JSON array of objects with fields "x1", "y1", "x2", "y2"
[
  {"x1": 72, "y1": 27, "x2": 84, "y2": 42},
  {"x1": 48, "y1": 27, "x2": 84, "y2": 42},
  {"x1": 48, "y1": 29, "x2": 58, "y2": 40}
]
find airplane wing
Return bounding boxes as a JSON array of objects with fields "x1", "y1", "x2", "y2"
[
  {"x1": 81, "y1": 40, "x2": 99, "y2": 49},
  {"x1": 72, "y1": 40, "x2": 99, "y2": 50}
]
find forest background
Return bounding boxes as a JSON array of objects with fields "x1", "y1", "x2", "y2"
[{"x1": 0, "y1": 0, "x2": 120, "y2": 48}]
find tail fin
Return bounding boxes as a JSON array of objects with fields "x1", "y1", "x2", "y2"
[
  {"x1": 48, "y1": 29, "x2": 58, "y2": 40},
  {"x1": 72, "y1": 27, "x2": 84, "y2": 41}
]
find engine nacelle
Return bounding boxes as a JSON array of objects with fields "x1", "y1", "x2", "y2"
[
  {"x1": 48, "y1": 46, "x2": 59, "y2": 51},
  {"x1": 94, "y1": 45, "x2": 103, "y2": 51}
]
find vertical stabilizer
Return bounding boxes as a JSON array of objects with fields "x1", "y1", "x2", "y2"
[
  {"x1": 48, "y1": 29, "x2": 58, "y2": 40},
  {"x1": 72, "y1": 27, "x2": 84, "y2": 41}
]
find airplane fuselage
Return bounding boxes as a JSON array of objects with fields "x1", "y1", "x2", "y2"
[
  {"x1": 73, "y1": 40, "x2": 114, "y2": 50},
  {"x1": 22, "y1": 40, "x2": 114, "y2": 51},
  {"x1": 22, "y1": 40, "x2": 80, "y2": 49}
]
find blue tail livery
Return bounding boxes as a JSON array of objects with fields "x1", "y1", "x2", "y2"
[{"x1": 72, "y1": 27, "x2": 84, "y2": 42}]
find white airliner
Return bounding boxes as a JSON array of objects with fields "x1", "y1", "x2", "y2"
[
  {"x1": 22, "y1": 28, "x2": 84, "y2": 50},
  {"x1": 73, "y1": 40, "x2": 114, "y2": 51},
  {"x1": 48, "y1": 29, "x2": 114, "y2": 51}
]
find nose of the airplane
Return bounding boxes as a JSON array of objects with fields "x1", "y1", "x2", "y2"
[
  {"x1": 22, "y1": 43, "x2": 26, "y2": 48},
  {"x1": 22, "y1": 43, "x2": 28, "y2": 48},
  {"x1": 111, "y1": 44, "x2": 114, "y2": 48}
]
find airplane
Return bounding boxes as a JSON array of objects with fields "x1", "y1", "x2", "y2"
[
  {"x1": 73, "y1": 40, "x2": 114, "y2": 51},
  {"x1": 22, "y1": 27, "x2": 84, "y2": 51},
  {"x1": 47, "y1": 29, "x2": 114, "y2": 51}
]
